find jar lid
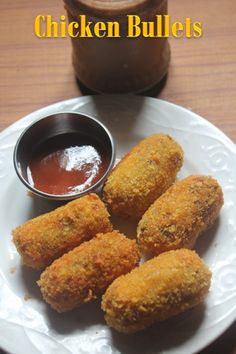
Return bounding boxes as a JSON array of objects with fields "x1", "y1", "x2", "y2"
[{"x1": 64, "y1": 0, "x2": 159, "y2": 17}]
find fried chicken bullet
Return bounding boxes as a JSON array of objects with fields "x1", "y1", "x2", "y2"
[
  {"x1": 102, "y1": 249, "x2": 212, "y2": 333},
  {"x1": 137, "y1": 175, "x2": 223, "y2": 255},
  {"x1": 12, "y1": 193, "x2": 112, "y2": 270},
  {"x1": 38, "y1": 231, "x2": 140, "y2": 312},
  {"x1": 102, "y1": 134, "x2": 183, "y2": 219}
]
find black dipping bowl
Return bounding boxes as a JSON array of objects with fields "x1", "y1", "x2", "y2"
[{"x1": 13, "y1": 112, "x2": 116, "y2": 200}]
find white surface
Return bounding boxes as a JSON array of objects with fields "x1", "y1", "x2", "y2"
[{"x1": 0, "y1": 95, "x2": 236, "y2": 354}]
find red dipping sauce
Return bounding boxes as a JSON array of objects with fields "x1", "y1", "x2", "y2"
[{"x1": 27, "y1": 133, "x2": 109, "y2": 195}]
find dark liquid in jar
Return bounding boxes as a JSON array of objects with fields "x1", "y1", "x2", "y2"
[
  {"x1": 64, "y1": 0, "x2": 170, "y2": 94},
  {"x1": 27, "y1": 133, "x2": 109, "y2": 195}
]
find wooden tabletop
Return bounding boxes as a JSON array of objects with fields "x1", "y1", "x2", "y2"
[{"x1": 0, "y1": 0, "x2": 236, "y2": 353}]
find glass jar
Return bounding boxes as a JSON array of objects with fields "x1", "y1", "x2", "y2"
[{"x1": 64, "y1": 0, "x2": 170, "y2": 93}]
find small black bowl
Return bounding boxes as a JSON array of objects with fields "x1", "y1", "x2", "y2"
[{"x1": 13, "y1": 112, "x2": 116, "y2": 200}]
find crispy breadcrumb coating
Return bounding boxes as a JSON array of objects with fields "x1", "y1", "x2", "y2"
[
  {"x1": 38, "y1": 231, "x2": 140, "y2": 312},
  {"x1": 102, "y1": 249, "x2": 211, "y2": 333},
  {"x1": 12, "y1": 193, "x2": 112, "y2": 270},
  {"x1": 137, "y1": 175, "x2": 223, "y2": 255},
  {"x1": 102, "y1": 134, "x2": 183, "y2": 219}
]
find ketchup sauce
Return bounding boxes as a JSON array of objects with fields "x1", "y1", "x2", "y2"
[{"x1": 27, "y1": 133, "x2": 109, "y2": 195}]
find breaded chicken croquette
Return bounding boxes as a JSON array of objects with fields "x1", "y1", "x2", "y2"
[
  {"x1": 137, "y1": 175, "x2": 223, "y2": 255},
  {"x1": 102, "y1": 249, "x2": 211, "y2": 333},
  {"x1": 38, "y1": 231, "x2": 140, "y2": 312},
  {"x1": 12, "y1": 193, "x2": 112, "y2": 270},
  {"x1": 102, "y1": 134, "x2": 183, "y2": 219}
]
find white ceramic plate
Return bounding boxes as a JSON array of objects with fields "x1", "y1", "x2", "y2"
[{"x1": 0, "y1": 95, "x2": 236, "y2": 354}]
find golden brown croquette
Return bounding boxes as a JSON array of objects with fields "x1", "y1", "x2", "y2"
[
  {"x1": 102, "y1": 249, "x2": 212, "y2": 333},
  {"x1": 38, "y1": 231, "x2": 140, "y2": 312},
  {"x1": 137, "y1": 175, "x2": 223, "y2": 255},
  {"x1": 102, "y1": 134, "x2": 183, "y2": 219},
  {"x1": 12, "y1": 193, "x2": 112, "y2": 270}
]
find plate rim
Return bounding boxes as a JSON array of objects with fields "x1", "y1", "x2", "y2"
[{"x1": 1, "y1": 95, "x2": 235, "y2": 151}]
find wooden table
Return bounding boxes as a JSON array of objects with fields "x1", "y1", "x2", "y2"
[{"x1": 0, "y1": 0, "x2": 235, "y2": 353}]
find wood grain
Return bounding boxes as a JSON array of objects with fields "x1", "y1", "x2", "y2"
[{"x1": 0, "y1": 0, "x2": 236, "y2": 353}]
